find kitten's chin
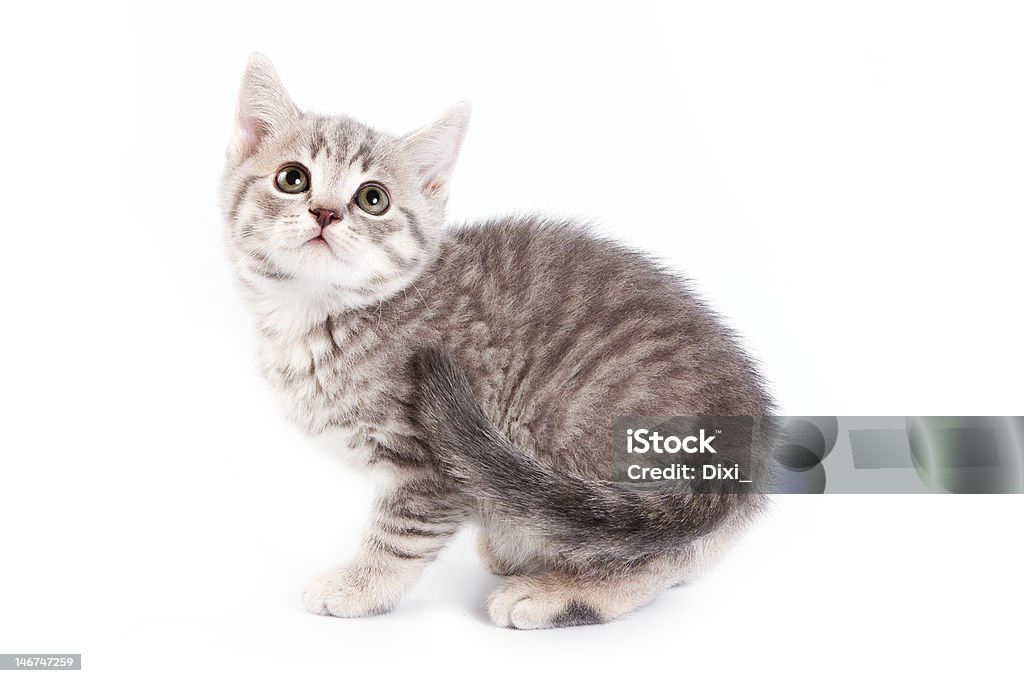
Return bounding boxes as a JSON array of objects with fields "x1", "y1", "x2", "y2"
[{"x1": 244, "y1": 241, "x2": 431, "y2": 313}]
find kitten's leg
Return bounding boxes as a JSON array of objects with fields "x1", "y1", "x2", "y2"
[
  {"x1": 476, "y1": 522, "x2": 548, "y2": 576},
  {"x1": 672, "y1": 512, "x2": 752, "y2": 586},
  {"x1": 303, "y1": 478, "x2": 464, "y2": 618},
  {"x1": 487, "y1": 555, "x2": 685, "y2": 629},
  {"x1": 476, "y1": 535, "x2": 518, "y2": 576}
]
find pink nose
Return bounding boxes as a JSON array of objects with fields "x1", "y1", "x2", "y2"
[{"x1": 310, "y1": 207, "x2": 339, "y2": 229}]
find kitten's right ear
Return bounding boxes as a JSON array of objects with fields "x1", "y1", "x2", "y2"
[{"x1": 229, "y1": 53, "x2": 299, "y2": 161}]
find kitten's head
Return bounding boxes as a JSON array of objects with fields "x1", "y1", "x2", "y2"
[{"x1": 220, "y1": 54, "x2": 469, "y2": 309}]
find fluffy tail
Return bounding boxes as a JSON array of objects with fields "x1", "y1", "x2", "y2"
[{"x1": 410, "y1": 348, "x2": 745, "y2": 561}]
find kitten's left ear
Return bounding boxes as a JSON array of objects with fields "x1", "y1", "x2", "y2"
[
  {"x1": 230, "y1": 53, "x2": 299, "y2": 161},
  {"x1": 400, "y1": 103, "x2": 471, "y2": 197}
]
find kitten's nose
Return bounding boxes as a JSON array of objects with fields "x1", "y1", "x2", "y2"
[{"x1": 310, "y1": 207, "x2": 340, "y2": 229}]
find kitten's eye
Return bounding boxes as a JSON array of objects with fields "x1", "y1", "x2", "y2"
[
  {"x1": 275, "y1": 165, "x2": 310, "y2": 194},
  {"x1": 354, "y1": 183, "x2": 390, "y2": 215}
]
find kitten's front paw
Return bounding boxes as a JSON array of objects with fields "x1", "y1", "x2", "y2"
[
  {"x1": 302, "y1": 567, "x2": 397, "y2": 618},
  {"x1": 487, "y1": 576, "x2": 605, "y2": 629}
]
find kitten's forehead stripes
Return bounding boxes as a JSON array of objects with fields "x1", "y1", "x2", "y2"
[
  {"x1": 350, "y1": 138, "x2": 377, "y2": 173},
  {"x1": 308, "y1": 123, "x2": 328, "y2": 159},
  {"x1": 301, "y1": 121, "x2": 387, "y2": 207}
]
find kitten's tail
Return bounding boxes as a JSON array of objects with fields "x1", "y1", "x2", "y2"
[{"x1": 410, "y1": 348, "x2": 748, "y2": 561}]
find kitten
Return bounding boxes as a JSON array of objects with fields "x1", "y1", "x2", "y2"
[{"x1": 221, "y1": 54, "x2": 775, "y2": 629}]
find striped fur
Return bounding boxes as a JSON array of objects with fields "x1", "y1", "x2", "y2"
[{"x1": 221, "y1": 55, "x2": 775, "y2": 629}]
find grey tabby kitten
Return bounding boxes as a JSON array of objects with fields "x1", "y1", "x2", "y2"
[{"x1": 221, "y1": 54, "x2": 774, "y2": 629}]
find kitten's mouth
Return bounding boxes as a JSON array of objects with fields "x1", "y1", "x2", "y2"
[
  {"x1": 301, "y1": 230, "x2": 350, "y2": 264},
  {"x1": 305, "y1": 234, "x2": 335, "y2": 255}
]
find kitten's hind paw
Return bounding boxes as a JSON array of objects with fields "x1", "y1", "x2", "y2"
[
  {"x1": 302, "y1": 566, "x2": 398, "y2": 618},
  {"x1": 487, "y1": 576, "x2": 605, "y2": 629}
]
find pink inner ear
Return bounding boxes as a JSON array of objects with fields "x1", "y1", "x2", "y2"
[
  {"x1": 242, "y1": 114, "x2": 263, "y2": 154},
  {"x1": 233, "y1": 109, "x2": 270, "y2": 159},
  {"x1": 416, "y1": 159, "x2": 447, "y2": 195},
  {"x1": 411, "y1": 143, "x2": 460, "y2": 196},
  {"x1": 403, "y1": 104, "x2": 470, "y2": 196}
]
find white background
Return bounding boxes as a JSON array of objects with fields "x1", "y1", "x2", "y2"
[{"x1": 1, "y1": 1, "x2": 1022, "y2": 681}]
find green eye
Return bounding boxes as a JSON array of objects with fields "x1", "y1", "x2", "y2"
[
  {"x1": 355, "y1": 183, "x2": 390, "y2": 215},
  {"x1": 275, "y1": 165, "x2": 309, "y2": 194}
]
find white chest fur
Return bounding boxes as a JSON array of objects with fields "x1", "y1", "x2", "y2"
[
  {"x1": 256, "y1": 317, "x2": 400, "y2": 472},
  {"x1": 248, "y1": 289, "x2": 405, "y2": 469},
  {"x1": 257, "y1": 325, "x2": 359, "y2": 429}
]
